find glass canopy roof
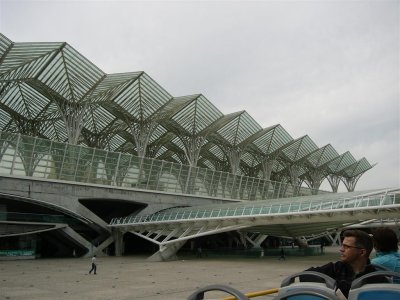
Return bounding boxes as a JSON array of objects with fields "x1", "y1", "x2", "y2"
[{"x1": 0, "y1": 33, "x2": 374, "y2": 192}]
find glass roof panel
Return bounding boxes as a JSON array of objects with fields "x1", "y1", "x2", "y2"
[
  {"x1": 0, "y1": 33, "x2": 12, "y2": 57},
  {"x1": 0, "y1": 41, "x2": 63, "y2": 79},
  {"x1": 111, "y1": 72, "x2": 172, "y2": 121},
  {"x1": 111, "y1": 79, "x2": 140, "y2": 116},
  {"x1": 343, "y1": 158, "x2": 373, "y2": 177},
  {"x1": 148, "y1": 125, "x2": 168, "y2": 144},
  {"x1": 148, "y1": 131, "x2": 176, "y2": 150},
  {"x1": 89, "y1": 72, "x2": 142, "y2": 103},
  {"x1": 83, "y1": 105, "x2": 118, "y2": 133},
  {"x1": 209, "y1": 144, "x2": 225, "y2": 160},
  {"x1": 172, "y1": 153, "x2": 183, "y2": 164},
  {"x1": 140, "y1": 73, "x2": 172, "y2": 115},
  {"x1": 154, "y1": 145, "x2": 168, "y2": 159},
  {"x1": 281, "y1": 135, "x2": 318, "y2": 162},
  {"x1": 241, "y1": 151, "x2": 258, "y2": 167},
  {"x1": 171, "y1": 136, "x2": 184, "y2": 150},
  {"x1": 5, "y1": 83, "x2": 52, "y2": 118},
  {"x1": 0, "y1": 109, "x2": 12, "y2": 130},
  {"x1": 170, "y1": 95, "x2": 223, "y2": 135},
  {"x1": 42, "y1": 119, "x2": 68, "y2": 142},
  {"x1": 252, "y1": 124, "x2": 293, "y2": 155},
  {"x1": 307, "y1": 144, "x2": 339, "y2": 168},
  {"x1": 217, "y1": 111, "x2": 262, "y2": 146},
  {"x1": 328, "y1": 151, "x2": 357, "y2": 173},
  {"x1": 106, "y1": 133, "x2": 126, "y2": 152},
  {"x1": 37, "y1": 44, "x2": 104, "y2": 102},
  {"x1": 272, "y1": 159, "x2": 286, "y2": 173},
  {"x1": 199, "y1": 159, "x2": 216, "y2": 171},
  {"x1": 271, "y1": 125, "x2": 294, "y2": 152}
]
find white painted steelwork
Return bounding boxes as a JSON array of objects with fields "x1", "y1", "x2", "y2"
[{"x1": 109, "y1": 189, "x2": 400, "y2": 253}]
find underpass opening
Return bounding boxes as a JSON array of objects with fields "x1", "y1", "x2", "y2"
[
  {"x1": 79, "y1": 198, "x2": 147, "y2": 224},
  {"x1": 38, "y1": 229, "x2": 88, "y2": 258},
  {"x1": 0, "y1": 195, "x2": 95, "y2": 258},
  {"x1": 123, "y1": 231, "x2": 159, "y2": 255}
]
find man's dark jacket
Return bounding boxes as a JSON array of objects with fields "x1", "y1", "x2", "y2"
[{"x1": 300, "y1": 260, "x2": 387, "y2": 298}]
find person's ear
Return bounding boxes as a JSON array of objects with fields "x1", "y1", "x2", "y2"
[{"x1": 360, "y1": 248, "x2": 367, "y2": 257}]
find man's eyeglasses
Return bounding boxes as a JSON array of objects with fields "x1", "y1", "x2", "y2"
[{"x1": 340, "y1": 243, "x2": 364, "y2": 250}]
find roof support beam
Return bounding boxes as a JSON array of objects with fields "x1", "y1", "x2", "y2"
[
  {"x1": 342, "y1": 172, "x2": 365, "y2": 192},
  {"x1": 327, "y1": 174, "x2": 341, "y2": 193},
  {"x1": 181, "y1": 135, "x2": 205, "y2": 167}
]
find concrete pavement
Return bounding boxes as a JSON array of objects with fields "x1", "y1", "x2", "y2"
[{"x1": 0, "y1": 247, "x2": 340, "y2": 300}]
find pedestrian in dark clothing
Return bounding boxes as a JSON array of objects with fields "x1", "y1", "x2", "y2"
[
  {"x1": 89, "y1": 255, "x2": 97, "y2": 274},
  {"x1": 300, "y1": 229, "x2": 387, "y2": 298},
  {"x1": 278, "y1": 248, "x2": 286, "y2": 260}
]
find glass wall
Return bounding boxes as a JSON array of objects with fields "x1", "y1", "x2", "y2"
[{"x1": 0, "y1": 131, "x2": 327, "y2": 201}]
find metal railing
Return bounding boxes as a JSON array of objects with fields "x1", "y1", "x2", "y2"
[
  {"x1": 0, "y1": 131, "x2": 327, "y2": 201},
  {"x1": 0, "y1": 211, "x2": 76, "y2": 224},
  {"x1": 110, "y1": 189, "x2": 400, "y2": 226},
  {"x1": 0, "y1": 250, "x2": 35, "y2": 257}
]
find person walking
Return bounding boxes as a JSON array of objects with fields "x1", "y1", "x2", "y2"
[
  {"x1": 278, "y1": 248, "x2": 286, "y2": 260},
  {"x1": 89, "y1": 255, "x2": 97, "y2": 275},
  {"x1": 196, "y1": 247, "x2": 202, "y2": 258}
]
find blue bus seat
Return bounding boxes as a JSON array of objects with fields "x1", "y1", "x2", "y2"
[
  {"x1": 186, "y1": 284, "x2": 249, "y2": 300},
  {"x1": 274, "y1": 271, "x2": 342, "y2": 300},
  {"x1": 273, "y1": 289, "x2": 341, "y2": 300},
  {"x1": 348, "y1": 271, "x2": 400, "y2": 300}
]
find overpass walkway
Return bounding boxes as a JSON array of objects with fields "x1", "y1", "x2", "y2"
[{"x1": 109, "y1": 188, "x2": 400, "y2": 261}]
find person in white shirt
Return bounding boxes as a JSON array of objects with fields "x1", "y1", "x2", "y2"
[{"x1": 89, "y1": 255, "x2": 97, "y2": 275}]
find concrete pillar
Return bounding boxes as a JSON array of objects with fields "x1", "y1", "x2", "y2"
[
  {"x1": 113, "y1": 230, "x2": 124, "y2": 256},
  {"x1": 252, "y1": 234, "x2": 268, "y2": 248},
  {"x1": 147, "y1": 241, "x2": 186, "y2": 262},
  {"x1": 96, "y1": 235, "x2": 114, "y2": 256},
  {"x1": 332, "y1": 232, "x2": 341, "y2": 246},
  {"x1": 294, "y1": 237, "x2": 308, "y2": 248},
  {"x1": 61, "y1": 226, "x2": 96, "y2": 257}
]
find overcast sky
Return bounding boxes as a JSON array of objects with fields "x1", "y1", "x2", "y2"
[{"x1": 0, "y1": 0, "x2": 399, "y2": 192}]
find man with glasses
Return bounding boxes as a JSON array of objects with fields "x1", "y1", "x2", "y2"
[{"x1": 300, "y1": 229, "x2": 387, "y2": 298}]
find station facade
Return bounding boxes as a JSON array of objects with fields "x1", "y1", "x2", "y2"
[{"x1": 0, "y1": 34, "x2": 377, "y2": 259}]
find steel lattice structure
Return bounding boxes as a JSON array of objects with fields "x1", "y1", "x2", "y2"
[{"x1": 0, "y1": 33, "x2": 374, "y2": 192}]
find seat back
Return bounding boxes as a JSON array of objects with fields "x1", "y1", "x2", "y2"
[
  {"x1": 273, "y1": 288, "x2": 339, "y2": 300},
  {"x1": 372, "y1": 264, "x2": 400, "y2": 283},
  {"x1": 348, "y1": 285, "x2": 400, "y2": 300},
  {"x1": 274, "y1": 271, "x2": 341, "y2": 300},
  {"x1": 187, "y1": 284, "x2": 249, "y2": 300},
  {"x1": 371, "y1": 264, "x2": 391, "y2": 271},
  {"x1": 348, "y1": 271, "x2": 400, "y2": 300}
]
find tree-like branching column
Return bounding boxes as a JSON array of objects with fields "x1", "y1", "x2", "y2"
[
  {"x1": 60, "y1": 102, "x2": 87, "y2": 145},
  {"x1": 223, "y1": 145, "x2": 242, "y2": 175},
  {"x1": 260, "y1": 157, "x2": 277, "y2": 181},
  {"x1": 128, "y1": 121, "x2": 159, "y2": 158},
  {"x1": 181, "y1": 135, "x2": 206, "y2": 167},
  {"x1": 221, "y1": 145, "x2": 245, "y2": 199},
  {"x1": 342, "y1": 173, "x2": 364, "y2": 192},
  {"x1": 304, "y1": 169, "x2": 326, "y2": 194},
  {"x1": 178, "y1": 135, "x2": 206, "y2": 194},
  {"x1": 327, "y1": 174, "x2": 341, "y2": 193},
  {"x1": 288, "y1": 164, "x2": 303, "y2": 196}
]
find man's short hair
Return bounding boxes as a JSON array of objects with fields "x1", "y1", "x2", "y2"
[
  {"x1": 372, "y1": 227, "x2": 399, "y2": 252},
  {"x1": 343, "y1": 229, "x2": 373, "y2": 255}
]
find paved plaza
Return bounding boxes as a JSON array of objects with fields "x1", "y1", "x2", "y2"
[{"x1": 0, "y1": 248, "x2": 340, "y2": 300}]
